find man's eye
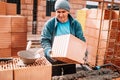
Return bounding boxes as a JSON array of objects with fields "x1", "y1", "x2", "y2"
[
  {"x1": 62, "y1": 11, "x2": 65, "y2": 13},
  {"x1": 57, "y1": 11, "x2": 61, "y2": 13},
  {"x1": 57, "y1": 11, "x2": 66, "y2": 13}
]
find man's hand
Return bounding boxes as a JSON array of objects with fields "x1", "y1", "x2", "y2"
[{"x1": 49, "y1": 51, "x2": 57, "y2": 62}]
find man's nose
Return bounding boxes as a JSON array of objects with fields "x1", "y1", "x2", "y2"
[{"x1": 59, "y1": 13, "x2": 64, "y2": 17}]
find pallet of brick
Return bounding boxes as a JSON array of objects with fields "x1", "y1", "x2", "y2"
[
  {"x1": 51, "y1": 34, "x2": 87, "y2": 64},
  {"x1": 0, "y1": 61, "x2": 13, "y2": 80},
  {"x1": 0, "y1": 2, "x2": 6, "y2": 15},
  {"x1": 13, "y1": 57, "x2": 52, "y2": 80}
]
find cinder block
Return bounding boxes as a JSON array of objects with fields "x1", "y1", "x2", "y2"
[{"x1": 52, "y1": 34, "x2": 87, "y2": 64}]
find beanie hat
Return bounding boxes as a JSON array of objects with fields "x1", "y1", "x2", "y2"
[{"x1": 55, "y1": 0, "x2": 70, "y2": 11}]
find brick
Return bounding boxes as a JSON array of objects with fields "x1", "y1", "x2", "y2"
[
  {"x1": 87, "y1": 45, "x2": 106, "y2": 66},
  {"x1": 86, "y1": 9, "x2": 98, "y2": 19},
  {"x1": 0, "y1": 33, "x2": 11, "y2": 48},
  {"x1": 27, "y1": 15, "x2": 33, "y2": 21},
  {"x1": 27, "y1": 10, "x2": 33, "y2": 16},
  {"x1": 85, "y1": 27, "x2": 108, "y2": 39},
  {"x1": 97, "y1": 9, "x2": 113, "y2": 20},
  {"x1": 0, "y1": 48, "x2": 11, "y2": 57},
  {"x1": 21, "y1": 0, "x2": 25, "y2": 4},
  {"x1": 0, "y1": 16, "x2": 11, "y2": 32},
  {"x1": 52, "y1": 34, "x2": 87, "y2": 64},
  {"x1": 25, "y1": 0, "x2": 33, "y2": 4},
  {"x1": 0, "y1": 2, "x2": 6, "y2": 15},
  {"x1": 11, "y1": 16, "x2": 27, "y2": 32},
  {"x1": 21, "y1": 10, "x2": 28, "y2": 16},
  {"x1": 0, "y1": 61, "x2": 13, "y2": 80},
  {"x1": 37, "y1": 5, "x2": 44, "y2": 11},
  {"x1": 21, "y1": 4, "x2": 27, "y2": 10},
  {"x1": 6, "y1": 3, "x2": 17, "y2": 15},
  {"x1": 11, "y1": 32, "x2": 27, "y2": 48},
  {"x1": 26, "y1": 4, "x2": 33, "y2": 10},
  {"x1": 111, "y1": 20, "x2": 120, "y2": 29},
  {"x1": 85, "y1": 18, "x2": 109, "y2": 30}
]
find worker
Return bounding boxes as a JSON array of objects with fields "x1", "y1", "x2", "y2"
[{"x1": 40, "y1": 0, "x2": 86, "y2": 76}]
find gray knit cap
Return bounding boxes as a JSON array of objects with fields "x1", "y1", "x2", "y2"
[{"x1": 55, "y1": 0, "x2": 70, "y2": 11}]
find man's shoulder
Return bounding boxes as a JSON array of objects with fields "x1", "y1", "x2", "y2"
[
  {"x1": 44, "y1": 17, "x2": 55, "y2": 29},
  {"x1": 47, "y1": 17, "x2": 56, "y2": 23}
]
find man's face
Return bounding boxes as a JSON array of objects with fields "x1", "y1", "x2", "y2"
[{"x1": 56, "y1": 9, "x2": 69, "y2": 23}]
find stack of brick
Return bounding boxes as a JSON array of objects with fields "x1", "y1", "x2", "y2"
[
  {"x1": 0, "y1": 1, "x2": 27, "y2": 57},
  {"x1": 11, "y1": 16, "x2": 27, "y2": 56},
  {"x1": 0, "y1": 57, "x2": 52, "y2": 80},
  {"x1": 85, "y1": 9, "x2": 111, "y2": 66},
  {"x1": 77, "y1": 8, "x2": 120, "y2": 66}
]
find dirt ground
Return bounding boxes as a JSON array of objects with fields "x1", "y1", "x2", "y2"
[{"x1": 52, "y1": 67, "x2": 120, "y2": 80}]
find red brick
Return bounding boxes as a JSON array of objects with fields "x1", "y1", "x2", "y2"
[
  {"x1": 11, "y1": 32, "x2": 27, "y2": 48},
  {"x1": 0, "y1": 16, "x2": 11, "y2": 32},
  {"x1": 0, "y1": 2, "x2": 6, "y2": 15},
  {"x1": 6, "y1": 3, "x2": 17, "y2": 15},
  {"x1": 11, "y1": 16, "x2": 27, "y2": 32}
]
